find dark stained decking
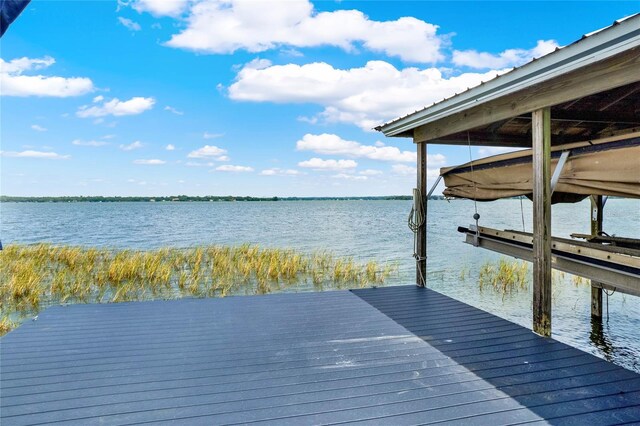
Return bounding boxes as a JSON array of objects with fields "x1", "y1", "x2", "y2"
[{"x1": 1, "y1": 286, "x2": 639, "y2": 425}]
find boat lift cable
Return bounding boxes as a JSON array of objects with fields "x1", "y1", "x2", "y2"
[
  {"x1": 604, "y1": 287, "x2": 616, "y2": 322},
  {"x1": 467, "y1": 132, "x2": 481, "y2": 245}
]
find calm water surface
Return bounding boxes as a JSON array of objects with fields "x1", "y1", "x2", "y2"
[{"x1": 2, "y1": 199, "x2": 639, "y2": 372}]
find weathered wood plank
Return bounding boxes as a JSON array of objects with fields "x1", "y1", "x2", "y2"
[
  {"x1": 532, "y1": 107, "x2": 552, "y2": 337},
  {"x1": 590, "y1": 195, "x2": 604, "y2": 318},
  {"x1": 415, "y1": 141, "x2": 427, "y2": 287}
]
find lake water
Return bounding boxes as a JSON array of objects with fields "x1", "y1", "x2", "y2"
[{"x1": 1, "y1": 199, "x2": 639, "y2": 372}]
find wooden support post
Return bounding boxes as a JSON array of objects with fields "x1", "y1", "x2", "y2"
[
  {"x1": 532, "y1": 107, "x2": 552, "y2": 337},
  {"x1": 590, "y1": 195, "x2": 604, "y2": 318},
  {"x1": 416, "y1": 142, "x2": 427, "y2": 287}
]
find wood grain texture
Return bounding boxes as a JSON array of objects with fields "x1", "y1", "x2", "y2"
[{"x1": 532, "y1": 107, "x2": 552, "y2": 337}]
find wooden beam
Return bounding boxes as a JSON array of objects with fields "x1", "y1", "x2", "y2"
[
  {"x1": 590, "y1": 195, "x2": 604, "y2": 319},
  {"x1": 414, "y1": 47, "x2": 640, "y2": 143},
  {"x1": 532, "y1": 107, "x2": 552, "y2": 337},
  {"x1": 428, "y1": 132, "x2": 532, "y2": 148},
  {"x1": 416, "y1": 142, "x2": 427, "y2": 287},
  {"x1": 519, "y1": 109, "x2": 640, "y2": 125}
]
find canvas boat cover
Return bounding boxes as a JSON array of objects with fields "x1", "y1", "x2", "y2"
[
  {"x1": 1, "y1": 0, "x2": 30, "y2": 37},
  {"x1": 440, "y1": 133, "x2": 640, "y2": 204}
]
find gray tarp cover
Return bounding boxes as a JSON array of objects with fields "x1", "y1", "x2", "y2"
[{"x1": 440, "y1": 133, "x2": 640, "y2": 204}]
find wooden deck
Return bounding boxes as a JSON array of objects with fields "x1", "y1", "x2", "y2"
[{"x1": 1, "y1": 285, "x2": 639, "y2": 425}]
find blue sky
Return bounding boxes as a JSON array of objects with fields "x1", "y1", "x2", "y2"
[{"x1": 1, "y1": 1, "x2": 637, "y2": 197}]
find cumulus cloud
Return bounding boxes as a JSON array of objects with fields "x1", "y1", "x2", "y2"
[
  {"x1": 215, "y1": 164, "x2": 254, "y2": 172},
  {"x1": 120, "y1": 141, "x2": 144, "y2": 151},
  {"x1": 260, "y1": 168, "x2": 300, "y2": 176},
  {"x1": 31, "y1": 124, "x2": 47, "y2": 132},
  {"x1": 359, "y1": 169, "x2": 382, "y2": 176},
  {"x1": 77, "y1": 96, "x2": 155, "y2": 118},
  {"x1": 118, "y1": 17, "x2": 142, "y2": 31},
  {"x1": 296, "y1": 133, "x2": 417, "y2": 163},
  {"x1": 72, "y1": 139, "x2": 109, "y2": 147},
  {"x1": 160, "y1": 0, "x2": 445, "y2": 62},
  {"x1": 229, "y1": 60, "x2": 502, "y2": 130},
  {"x1": 298, "y1": 158, "x2": 357, "y2": 171},
  {"x1": 164, "y1": 105, "x2": 184, "y2": 115},
  {"x1": 1, "y1": 150, "x2": 70, "y2": 159},
  {"x1": 391, "y1": 164, "x2": 441, "y2": 178},
  {"x1": 452, "y1": 40, "x2": 559, "y2": 69},
  {"x1": 131, "y1": 0, "x2": 189, "y2": 17},
  {"x1": 165, "y1": 144, "x2": 176, "y2": 150},
  {"x1": 332, "y1": 173, "x2": 367, "y2": 181},
  {"x1": 133, "y1": 159, "x2": 166, "y2": 165},
  {"x1": 0, "y1": 56, "x2": 94, "y2": 97},
  {"x1": 187, "y1": 145, "x2": 227, "y2": 160}
]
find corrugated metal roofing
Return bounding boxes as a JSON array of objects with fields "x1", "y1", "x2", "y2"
[{"x1": 376, "y1": 14, "x2": 640, "y2": 137}]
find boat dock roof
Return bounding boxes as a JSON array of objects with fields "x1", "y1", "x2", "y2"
[{"x1": 2, "y1": 286, "x2": 639, "y2": 425}]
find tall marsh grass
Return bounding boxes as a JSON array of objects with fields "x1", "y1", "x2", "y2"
[
  {"x1": 0, "y1": 243, "x2": 396, "y2": 335},
  {"x1": 478, "y1": 258, "x2": 530, "y2": 300}
]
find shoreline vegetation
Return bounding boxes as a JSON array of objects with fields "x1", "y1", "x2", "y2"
[
  {"x1": 2, "y1": 195, "x2": 408, "y2": 202},
  {"x1": 0, "y1": 243, "x2": 398, "y2": 336},
  {"x1": 0, "y1": 195, "x2": 450, "y2": 203}
]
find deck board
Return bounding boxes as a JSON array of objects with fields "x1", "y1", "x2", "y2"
[{"x1": 1, "y1": 286, "x2": 639, "y2": 425}]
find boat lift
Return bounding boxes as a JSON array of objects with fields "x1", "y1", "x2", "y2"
[{"x1": 457, "y1": 225, "x2": 640, "y2": 298}]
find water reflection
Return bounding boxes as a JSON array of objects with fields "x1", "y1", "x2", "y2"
[{"x1": 589, "y1": 317, "x2": 615, "y2": 362}]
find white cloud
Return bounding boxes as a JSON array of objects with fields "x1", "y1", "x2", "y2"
[
  {"x1": 133, "y1": 159, "x2": 166, "y2": 165},
  {"x1": 77, "y1": 96, "x2": 155, "y2": 118},
  {"x1": 164, "y1": 105, "x2": 184, "y2": 115},
  {"x1": 297, "y1": 116, "x2": 318, "y2": 125},
  {"x1": 203, "y1": 132, "x2": 224, "y2": 139},
  {"x1": 187, "y1": 145, "x2": 227, "y2": 159},
  {"x1": 391, "y1": 164, "x2": 440, "y2": 178},
  {"x1": 260, "y1": 168, "x2": 300, "y2": 176},
  {"x1": 31, "y1": 124, "x2": 47, "y2": 132},
  {"x1": 101, "y1": 134, "x2": 117, "y2": 139},
  {"x1": 452, "y1": 40, "x2": 559, "y2": 69},
  {"x1": 1, "y1": 150, "x2": 70, "y2": 159},
  {"x1": 0, "y1": 56, "x2": 94, "y2": 97},
  {"x1": 132, "y1": 0, "x2": 189, "y2": 17},
  {"x1": 186, "y1": 161, "x2": 216, "y2": 167},
  {"x1": 296, "y1": 133, "x2": 417, "y2": 163},
  {"x1": 229, "y1": 60, "x2": 502, "y2": 130},
  {"x1": 298, "y1": 158, "x2": 357, "y2": 171},
  {"x1": 72, "y1": 139, "x2": 109, "y2": 147},
  {"x1": 118, "y1": 16, "x2": 142, "y2": 31},
  {"x1": 153, "y1": 0, "x2": 444, "y2": 62},
  {"x1": 359, "y1": 169, "x2": 382, "y2": 176},
  {"x1": 215, "y1": 164, "x2": 254, "y2": 172},
  {"x1": 120, "y1": 141, "x2": 144, "y2": 151},
  {"x1": 391, "y1": 164, "x2": 415, "y2": 176},
  {"x1": 166, "y1": 144, "x2": 176, "y2": 151},
  {"x1": 332, "y1": 173, "x2": 367, "y2": 181}
]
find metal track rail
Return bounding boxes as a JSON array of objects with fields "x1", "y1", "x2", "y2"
[{"x1": 458, "y1": 225, "x2": 640, "y2": 297}]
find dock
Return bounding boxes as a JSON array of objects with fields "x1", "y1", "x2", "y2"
[{"x1": 2, "y1": 286, "x2": 639, "y2": 425}]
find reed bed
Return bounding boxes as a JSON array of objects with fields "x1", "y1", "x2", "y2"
[
  {"x1": 0, "y1": 243, "x2": 396, "y2": 335},
  {"x1": 478, "y1": 258, "x2": 530, "y2": 299}
]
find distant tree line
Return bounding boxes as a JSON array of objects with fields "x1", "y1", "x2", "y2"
[{"x1": 0, "y1": 195, "x2": 448, "y2": 203}]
